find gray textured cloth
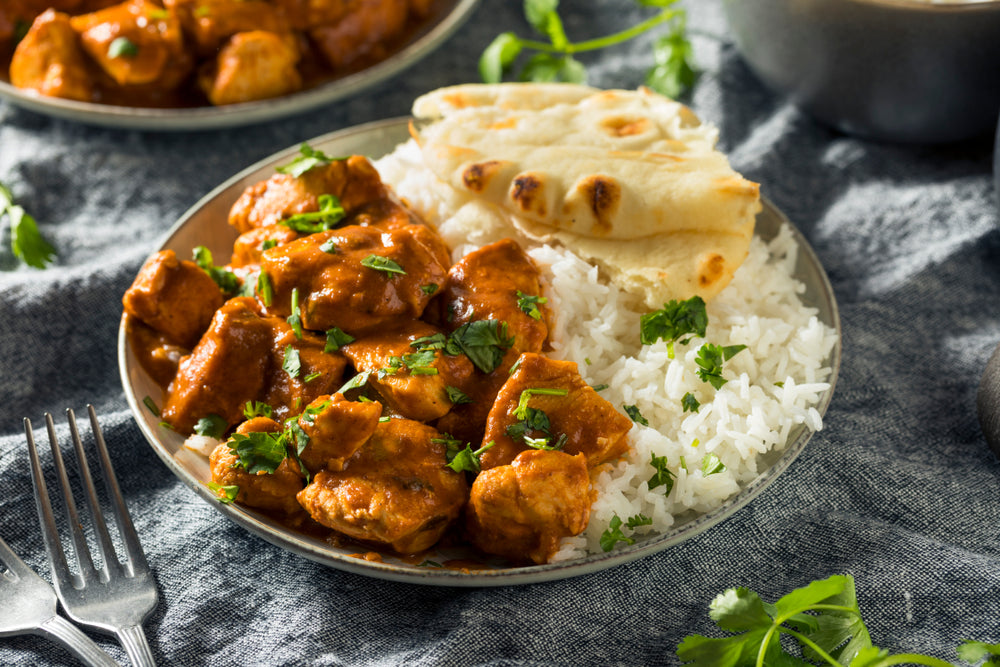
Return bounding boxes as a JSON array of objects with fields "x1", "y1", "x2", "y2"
[{"x1": 2, "y1": 1, "x2": 999, "y2": 665}]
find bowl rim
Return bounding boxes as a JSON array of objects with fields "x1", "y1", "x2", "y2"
[{"x1": 846, "y1": 0, "x2": 1000, "y2": 11}]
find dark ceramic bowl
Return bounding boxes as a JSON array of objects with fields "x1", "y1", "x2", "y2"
[{"x1": 721, "y1": 0, "x2": 1000, "y2": 144}]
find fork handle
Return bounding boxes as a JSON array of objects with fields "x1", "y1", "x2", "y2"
[
  {"x1": 36, "y1": 615, "x2": 118, "y2": 667},
  {"x1": 116, "y1": 624, "x2": 156, "y2": 667}
]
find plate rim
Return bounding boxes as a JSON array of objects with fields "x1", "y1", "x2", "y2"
[
  {"x1": 118, "y1": 116, "x2": 842, "y2": 586},
  {"x1": 0, "y1": 0, "x2": 480, "y2": 131}
]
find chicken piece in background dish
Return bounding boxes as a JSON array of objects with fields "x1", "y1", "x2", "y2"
[
  {"x1": 259, "y1": 223, "x2": 448, "y2": 336},
  {"x1": 271, "y1": 0, "x2": 356, "y2": 31},
  {"x1": 230, "y1": 224, "x2": 301, "y2": 268},
  {"x1": 164, "y1": 0, "x2": 291, "y2": 55},
  {"x1": 122, "y1": 249, "x2": 225, "y2": 349},
  {"x1": 434, "y1": 238, "x2": 548, "y2": 356},
  {"x1": 340, "y1": 320, "x2": 477, "y2": 422},
  {"x1": 296, "y1": 418, "x2": 468, "y2": 554},
  {"x1": 209, "y1": 416, "x2": 305, "y2": 515},
  {"x1": 480, "y1": 352, "x2": 633, "y2": 470},
  {"x1": 309, "y1": 0, "x2": 407, "y2": 69},
  {"x1": 162, "y1": 296, "x2": 347, "y2": 434},
  {"x1": 70, "y1": 0, "x2": 191, "y2": 89},
  {"x1": 296, "y1": 394, "x2": 382, "y2": 472},
  {"x1": 228, "y1": 155, "x2": 390, "y2": 233},
  {"x1": 199, "y1": 30, "x2": 302, "y2": 106},
  {"x1": 466, "y1": 449, "x2": 590, "y2": 565},
  {"x1": 9, "y1": 9, "x2": 93, "y2": 102}
]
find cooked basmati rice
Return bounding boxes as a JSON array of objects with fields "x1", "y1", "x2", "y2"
[{"x1": 375, "y1": 140, "x2": 837, "y2": 559}]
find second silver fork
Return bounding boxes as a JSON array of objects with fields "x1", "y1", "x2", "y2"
[{"x1": 25, "y1": 406, "x2": 159, "y2": 667}]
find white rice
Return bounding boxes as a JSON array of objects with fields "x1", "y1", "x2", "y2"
[{"x1": 375, "y1": 140, "x2": 837, "y2": 559}]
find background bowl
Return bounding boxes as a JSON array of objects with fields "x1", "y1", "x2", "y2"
[{"x1": 721, "y1": 0, "x2": 1000, "y2": 144}]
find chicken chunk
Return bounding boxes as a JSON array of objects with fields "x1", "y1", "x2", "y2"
[
  {"x1": 465, "y1": 449, "x2": 590, "y2": 565},
  {"x1": 9, "y1": 9, "x2": 93, "y2": 102},
  {"x1": 230, "y1": 224, "x2": 300, "y2": 268},
  {"x1": 480, "y1": 352, "x2": 633, "y2": 470},
  {"x1": 122, "y1": 249, "x2": 225, "y2": 349},
  {"x1": 296, "y1": 418, "x2": 468, "y2": 553},
  {"x1": 435, "y1": 238, "x2": 549, "y2": 356},
  {"x1": 71, "y1": 0, "x2": 190, "y2": 88},
  {"x1": 259, "y1": 223, "x2": 448, "y2": 336},
  {"x1": 228, "y1": 155, "x2": 392, "y2": 233},
  {"x1": 209, "y1": 416, "x2": 304, "y2": 515},
  {"x1": 296, "y1": 393, "x2": 382, "y2": 473},
  {"x1": 340, "y1": 320, "x2": 477, "y2": 422},
  {"x1": 162, "y1": 296, "x2": 347, "y2": 434},
  {"x1": 310, "y1": 0, "x2": 408, "y2": 69},
  {"x1": 165, "y1": 0, "x2": 291, "y2": 55},
  {"x1": 199, "y1": 30, "x2": 302, "y2": 106},
  {"x1": 272, "y1": 0, "x2": 357, "y2": 31}
]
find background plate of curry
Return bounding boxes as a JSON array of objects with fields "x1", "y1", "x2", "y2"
[
  {"x1": 0, "y1": 0, "x2": 478, "y2": 131},
  {"x1": 118, "y1": 116, "x2": 841, "y2": 585}
]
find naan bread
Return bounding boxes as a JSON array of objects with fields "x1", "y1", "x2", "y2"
[{"x1": 410, "y1": 83, "x2": 761, "y2": 305}]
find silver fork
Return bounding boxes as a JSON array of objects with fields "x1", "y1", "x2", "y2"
[
  {"x1": 25, "y1": 406, "x2": 159, "y2": 667},
  {"x1": 0, "y1": 535, "x2": 117, "y2": 666}
]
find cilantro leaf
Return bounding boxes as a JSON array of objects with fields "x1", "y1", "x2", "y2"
[
  {"x1": 411, "y1": 333, "x2": 448, "y2": 351},
  {"x1": 256, "y1": 270, "x2": 274, "y2": 306},
  {"x1": 360, "y1": 254, "x2": 406, "y2": 276},
  {"x1": 207, "y1": 481, "x2": 239, "y2": 504},
  {"x1": 447, "y1": 319, "x2": 515, "y2": 373},
  {"x1": 695, "y1": 343, "x2": 747, "y2": 389},
  {"x1": 194, "y1": 413, "x2": 227, "y2": 439},
  {"x1": 142, "y1": 396, "x2": 160, "y2": 417},
  {"x1": 336, "y1": 371, "x2": 370, "y2": 394},
  {"x1": 514, "y1": 387, "x2": 568, "y2": 420},
  {"x1": 600, "y1": 513, "x2": 650, "y2": 552},
  {"x1": 107, "y1": 36, "x2": 138, "y2": 58},
  {"x1": 421, "y1": 283, "x2": 439, "y2": 295},
  {"x1": 445, "y1": 440, "x2": 495, "y2": 473},
  {"x1": 1, "y1": 182, "x2": 56, "y2": 269},
  {"x1": 516, "y1": 290, "x2": 548, "y2": 320},
  {"x1": 324, "y1": 327, "x2": 354, "y2": 353},
  {"x1": 623, "y1": 404, "x2": 649, "y2": 426},
  {"x1": 192, "y1": 245, "x2": 239, "y2": 294},
  {"x1": 958, "y1": 641, "x2": 1000, "y2": 666},
  {"x1": 648, "y1": 452, "x2": 675, "y2": 494},
  {"x1": 645, "y1": 15, "x2": 697, "y2": 98},
  {"x1": 280, "y1": 194, "x2": 345, "y2": 233},
  {"x1": 701, "y1": 453, "x2": 726, "y2": 476},
  {"x1": 640, "y1": 295, "x2": 708, "y2": 356},
  {"x1": 286, "y1": 288, "x2": 303, "y2": 338},
  {"x1": 229, "y1": 431, "x2": 287, "y2": 474},
  {"x1": 479, "y1": 32, "x2": 523, "y2": 83},
  {"x1": 243, "y1": 401, "x2": 273, "y2": 419},
  {"x1": 682, "y1": 392, "x2": 700, "y2": 413},
  {"x1": 446, "y1": 386, "x2": 473, "y2": 405},
  {"x1": 282, "y1": 344, "x2": 301, "y2": 379},
  {"x1": 276, "y1": 143, "x2": 347, "y2": 178}
]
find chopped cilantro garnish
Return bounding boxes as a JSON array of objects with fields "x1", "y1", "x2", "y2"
[
  {"x1": 142, "y1": 395, "x2": 160, "y2": 417},
  {"x1": 276, "y1": 143, "x2": 347, "y2": 178},
  {"x1": 256, "y1": 271, "x2": 274, "y2": 306},
  {"x1": 0, "y1": 182, "x2": 55, "y2": 268},
  {"x1": 591, "y1": 383, "x2": 609, "y2": 392},
  {"x1": 640, "y1": 295, "x2": 708, "y2": 358},
  {"x1": 446, "y1": 386, "x2": 473, "y2": 405},
  {"x1": 701, "y1": 453, "x2": 726, "y2": 476},
  {"x1": 287, "y1": 288, "x2": 303, "y2": 338},
  {"x1": 447, "y1": 319, "x2": 514, "y2": 373},
  {"x1": 681, "y1": 392, "x2": 700, "y2": 413},
  {"x1": 516, "y1": 290, "x2": 548, "y2": 320},
  {"x1": 420, "y1": 283, "x2": 439, "y2": 295},
  {"x1": 194, "y1": 414, "x2": 227, "y2": 439},
  {"x1": 192, "y1": 246, "x2": 240, "y2": 295},
  {"x1": 280, "y1": 194, "x2": 345, "y2": 233},
  {"x1": 445, "y1": 440, "x2": 495, "y2": 474},
  {"x1": 324, "y1": 327, "x2": 354, "y2": 353},
  {"x1": 304, "y1": 371, "x2": 322, "y2": 382},
  {"x1": 623, "y1": 404, "x2": 649, "y2": 426},
  {"x1": 243, "y1": 401, "x2": 273, "y2": 419},
  {"x1": 514, "y1": 387, "x2": 568, "y2": 420},
  {"x1": 282, "y1": 344, "x2": 301, "y2": 379},
  {"x1": 261, "y1": 239, "x2": 277, "y2": 251},
  {"x1": 599, "y1": 513, "x2": 651, "y2": 552},
  {"x1": 336, "y1": 371, "x2": 370, "y2": 394},
  {"x1": 411, "y1": 333, "x2": 448, "y2": 351},
  {"x1": 360, "y1": 254, "x2": 406, "y2": 276},
  {"x1": 694, "y1": 343, "x2": 747, "y2": 389},
  {"x1": 648, "y1": 453, "x2": 675, "y2": 495},
  {"x1": 207, "y1": 482, "x2": 239, "y2": 504},
  {"x1": 319, "y1": 238, "x2": 338, "y2": 254},
  {"x1": 229, "y1": 431, "x2": 287, "y2": 474}
]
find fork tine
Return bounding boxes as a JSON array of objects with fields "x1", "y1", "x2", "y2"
[
  {"x1": 44, "y1": 412, "x2": 101, "y2": 583},
  {"x1": 0, "y1": 535, "x2": 34, "y2": 580},
  {"x1": 86, "y1": 405, "x2": 149, "y2": 574},
  {"x1": 66, "y1": 408, "x2": 122, "y2": 577},
  {"x1": 23, "y1": 417, "x2": 76, "y2": 589}
]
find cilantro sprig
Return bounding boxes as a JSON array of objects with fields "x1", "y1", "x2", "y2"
[
  {"x1": 600, "y1": 513, "x2": 652, "y2": 552},
  {"x1": 280, "y1": 194, "x2": 345, "y2": 233},
  {"x1": 276, "y1": 143, "x2": 347, "y2": 178},
  {"x1": 480, "y1": 0, "x2": 695, "y2": 98},
  {"x1": 695, "y1": 343, "x2": 747, "y2": 389},
  {"x1": 193, "y1": 246, "x2": 240, "y2": 295},
  {"x1": 640, "y1": 295, "x2": 708, "y2": 358},
  {"x1": 1, "y1": 182, "x2": 56, "y2": 268},
  {"x1": 676, "y1": 574, "x2": 991, "y2": 667}
]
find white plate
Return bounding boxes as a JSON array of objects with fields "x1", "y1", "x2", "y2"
[
  {"x1": 118, "y1": 118, "x2": 842, "y2": 585},
  {"x1": 0, "y1": 0, "x2": 478, "y2": 131}
]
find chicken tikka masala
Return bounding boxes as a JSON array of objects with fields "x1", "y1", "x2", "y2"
[
  {"x1": 3, "y1": 0, "x2": 439, "y2": 107},
  {"x1": 123, "y1": 145, "x2": 634, "y2": 565}
]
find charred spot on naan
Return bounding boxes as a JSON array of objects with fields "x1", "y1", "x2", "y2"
[
  {"x1": 573, "y1": 175, "x2": 621, "y2": 235},
  {"x1": 509, "y1": 172, "x2": 550, "y2": 218},
  {"x1": 600, "y1": 115, "x2": 651, "y2": 137},
  {"x1": 698, "y1": 253, "x2": 727, "y2": 288},
  {"x1": 463, "y1": 160, "x2": 507, "y2": 193}
]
